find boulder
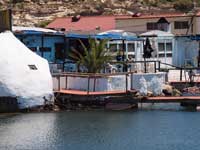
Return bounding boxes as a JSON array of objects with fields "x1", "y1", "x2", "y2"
[
  {"x1": 162, "y1": 84, "x2": 173, "y2": 96},
  {"x1": 0, "y1": 31, "x2": 53, "y2": 109}
]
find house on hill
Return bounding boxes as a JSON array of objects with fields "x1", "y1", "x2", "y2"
[{"x1": 115, "y1": 12, "x2": 200, "y2": 35}]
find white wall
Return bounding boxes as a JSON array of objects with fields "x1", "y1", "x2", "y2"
[
  {"x1": 196, "y1": 17, "x2": 200, "y2": 34},
  {"x1": 174, "y1": 37, "x2": 199, "y2": 67},
  {"x1": 131, "y1": 73, "x2": 167, "y2": 91},
  {"x1": 53, "y1": 75, "x2": 128, "y2": 92}
]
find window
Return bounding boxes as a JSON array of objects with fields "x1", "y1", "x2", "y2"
[
  {"x1": 109, "y1": 44, "x2": 117, "y2": 52},
  {"x1": 119, "y1": 44, "x2": 123, "y2": 50},
  {"x1": 55, "y1": 43, "x2": 64, "y2": 60},
  {"x1": 128, "y1": 43, "x2": 135, "y2": 52},
  {"x1": 158, "y1": 42, "x2": 172, "y2": 52},
  {"x1": 147, "y1": 22, "x2": 158, "y2": 30},
  {"x1": 39, "y1": 47, "x2": 51, "y2": 52},
  {"x1": 159, "y1": 54, "x2": 165, "y2": 57},
  {"x1": 158, "y1": 43, "x2": 165, "y2": 52},
  {"x1": 174, "y1": 21, "x2": 189, "y2": 29},
  {"x1": 166, "y1": 43, "x2": 172, "y2": 51},
  {"x1": 166, "y1": 53, "x2": 172, "y2": 57},
  {"x1": 28, "y1": 65, "x2": 37, "y2": 70}
]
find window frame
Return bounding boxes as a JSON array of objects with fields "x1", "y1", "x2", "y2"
[{"x1": 174, "y1": 21, "x2": 189, "y2": 29}]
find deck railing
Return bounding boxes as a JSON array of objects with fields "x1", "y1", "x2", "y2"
[{"x1": 52, "y1": 72, "x2": 133, "y2": 94}]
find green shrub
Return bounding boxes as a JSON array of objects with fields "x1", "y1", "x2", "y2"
[
  {"x1": 173, "y1": 0, "x2": 194, "y2": 12},
  {"x1": 37, "y1": 20, "x2": 52, "y2": 28}
]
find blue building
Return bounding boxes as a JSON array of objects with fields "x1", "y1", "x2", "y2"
[{"x1": 13, "y1": 26, "x2": 66, "y2": 63}]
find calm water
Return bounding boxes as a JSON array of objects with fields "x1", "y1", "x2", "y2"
[{"x1": 0, "y1": 105, "x2": 200, "y2": 150}]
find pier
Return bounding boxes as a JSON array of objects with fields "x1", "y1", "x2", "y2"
[{"x1": 53, "y1": 70, "x2": 200, "y2": 110}]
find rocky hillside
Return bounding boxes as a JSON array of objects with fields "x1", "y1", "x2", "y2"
[{"x1": 0, "y1": 0, "x2": 199, "y2": 27}]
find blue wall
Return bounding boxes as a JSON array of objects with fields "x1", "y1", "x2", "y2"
[{"x1": 15, "y1": 33, "x2": 65, "y2": 62}]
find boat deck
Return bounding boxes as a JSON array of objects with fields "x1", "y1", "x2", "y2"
[{"x1": 55, "y1": 89, "x2": 134, "y2": 96}]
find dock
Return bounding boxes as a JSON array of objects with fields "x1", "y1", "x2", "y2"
[{"x1": 53, "y1": 72, "x2": 200, "y2": 110}]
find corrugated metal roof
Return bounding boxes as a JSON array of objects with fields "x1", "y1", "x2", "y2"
[{"x1": 13, "y1": 26, "x2": 58, "y2": 33}]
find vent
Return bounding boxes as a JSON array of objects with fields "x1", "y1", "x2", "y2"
[
  {"x1": 132, "y1": 12, "x2": 141, "y2": 17},
  {"x1": 71, "y1": 15, "x2": 81, "y2": 22},
  {"x1": 28, "y1": 65, "x2": 37, "y2": 70}
]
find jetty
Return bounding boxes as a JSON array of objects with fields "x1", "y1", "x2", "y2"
[{"x1": 53, "y1": 66, "x2": 200, "y2": 110}]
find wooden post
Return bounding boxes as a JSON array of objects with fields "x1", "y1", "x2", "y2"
[
  {"x1": 126, "y1": 73, "x2": 128, "y2": 93},
  {"x1": 58, "y1": 76, "x2": 60, "y2": 91},
  {"x1": 158, "y1": 61, "x2": 161, "y2": 72},
  {"x1": 122, "y1": 39, "x2": 125, "y2": 72},
  {"x1": 93, "y1": 77, "x2": 96, "y2": 92},
  {"x1": 63, "y1": 62, "x2": 65, "y2": 72},
  {"x1": 154, "y1": 61, "x2": 157, "y2": 73},
  {"x1": 87, "y1": 76, "x2": 90, "y2": 95},
  {"x1": 180, "y1": 68, "x2": 183, "y2": 81},
  {"x1": 65, "y1": 76, "x2": 68, "y2": 90},
  {"x1": 144, "y1": 58, "x2": 147, "y2": 73},
  {"x1": 41, "y1": 34, "x2": 44, "y2": 57}
]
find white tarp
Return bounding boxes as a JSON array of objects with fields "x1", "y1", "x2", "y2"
[{"x1": 0, "y1": 31, "x2": 53, "y2": 109}]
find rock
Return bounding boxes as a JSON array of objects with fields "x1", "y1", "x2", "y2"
[
  {"x1": 172, "y1": 88, "x2": 181, "y2": 96},
  {"x1": 147, "y1": 91, "x2": 153, "y2": 97},
  {"x1": 163, "y1": 84, "x2": 173, "y2": 95},
  {"x1": 1, "y1": 0, "x2": 177, "y2": 26}
]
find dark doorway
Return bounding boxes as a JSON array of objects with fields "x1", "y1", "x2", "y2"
[
  {"x1": 198, "y1": 42, "x2": 200, "y2": 67},
  {"x1": 55, "y1": 43, "x2": 65, "y2": 61}
]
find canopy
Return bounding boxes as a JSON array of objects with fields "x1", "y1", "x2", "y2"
[
  {"x1": 96, "y1": 30, "x2": 142, "y2": 41},
  {"x1": 190, "y1": 35, "x2": 200, "y2": 41},
  {"x1": 140, "y1": 30, "x2": 174, "y2": 37},
  {"x1": 66, "y1": 32, "x2": 93, "y2": 39},
  {"x1": 66, "y1": 30, "x2": 143, "y2": 41}
]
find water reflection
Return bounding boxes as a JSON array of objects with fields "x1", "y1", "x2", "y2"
[
  {"x1": 0, "y1": 109, "x2": 200, "y2": 150},
  {"x1": 0, "y1": 113, "x2": 57, "y2": 150}
]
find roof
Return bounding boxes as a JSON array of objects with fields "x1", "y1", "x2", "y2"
[
  {"x1": 66, "y1": 29, "x2": 143, "y2": 41},
  {"x1": 140, "y1": 30, "x2": 174, "y2": 37},
  {"x1": 116, "y1": 11, "x2": 200, "y2": 20},
  {"x1": 97, "y1": 30, "x2": 141, "y2": 40},
  {"x1": 47, "y1": 16, "x2": 116, "y2": 32},
  {"x1": 13, "y1": 26, "x2": 57, "y2": 33},
  {"x1": 12, "y1": 26, "x2": 64, "y2": 35}
]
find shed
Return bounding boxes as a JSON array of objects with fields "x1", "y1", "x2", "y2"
[{"x1": 140, "y1": 30, "x2": 175, "y2": 68}]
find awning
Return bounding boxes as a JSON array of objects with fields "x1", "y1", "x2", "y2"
[
  {"x1": 190, "y1": 35, "x2": 200, "y2": 41},
  {"x1": 96, "y1": 30, "x2": 143, "y2": 41}
]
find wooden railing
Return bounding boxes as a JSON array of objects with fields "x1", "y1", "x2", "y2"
[{"x1": 52, "y1": 72, "x2": 133, "y2": 93}]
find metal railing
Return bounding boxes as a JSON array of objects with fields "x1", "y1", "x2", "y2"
[{"x1": 52, "y1": 72, "x2": 133, "y2": 94}]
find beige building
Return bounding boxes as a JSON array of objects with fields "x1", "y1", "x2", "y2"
[{"x1": 116, "y1": 12, "x2": 200, "y2": 35}]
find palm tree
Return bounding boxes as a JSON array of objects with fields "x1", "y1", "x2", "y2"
[{"x1": 69, "y1": 38, "x2": 111, "y2": 73}]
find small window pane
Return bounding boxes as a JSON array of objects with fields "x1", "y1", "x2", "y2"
[
  {"x1": 119, "y1": 44, "x2": 123, "y2": 50},
  {"x1": 159, "y1": 54, "x2": 165, "y2": 57},
  {"x1": 166, "y1": 43, "x2": 172, "y2": 51},
  {"x1": 28, "y1": 65, "x2": 37, "y2": 70},
  {"x1": 158, "y1": 43, "x2": 165, "y2": 51},
  {"x1": 128, "y1": 43, "x2": 135, "y2": 52},
  {"x1": 166, "y1": 53, "x2": 172, "y2": 57},
  {"x1": 109, "y1": 44, "x2": 117, "y2": 52},
  {"x1": 147, "y1": 22, "x2": 158, "y2": 30},
  {"x1": 39, "y1": 47, "x2": 51, "y2": 52},
  {"x1": 174, "y1": 21, "x2": 189, "y2": 29}
]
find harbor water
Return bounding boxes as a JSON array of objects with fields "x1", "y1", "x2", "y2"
[{"x1": 0, "y1": 105, "x2": 200, "y2": 150}]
